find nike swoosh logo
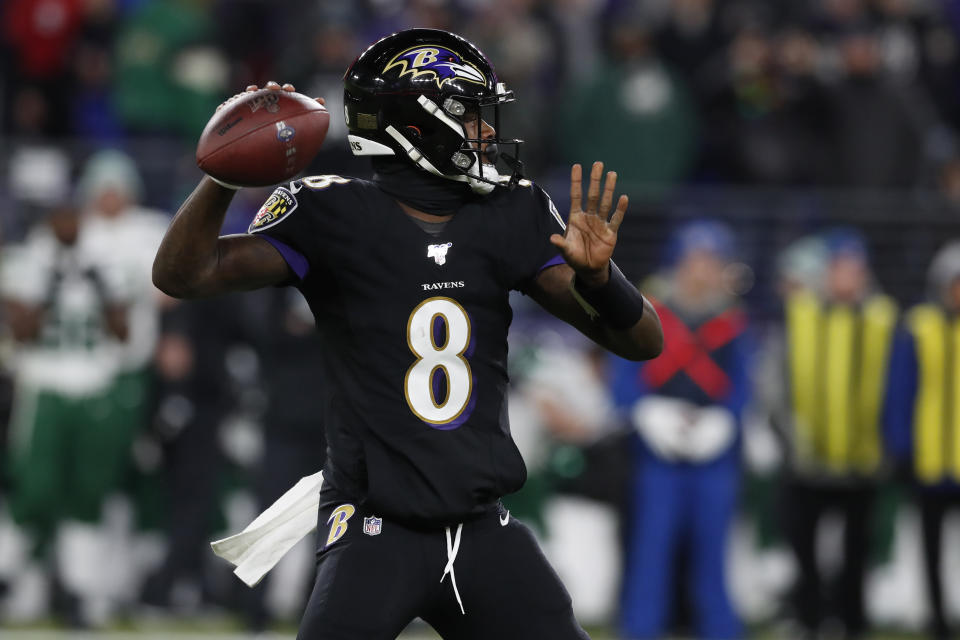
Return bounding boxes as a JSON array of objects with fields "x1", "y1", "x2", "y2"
[
  {"x1": 499, "y1": 511, "x2": 510, "y2": 527},
  {"x1": 289, "y1": 181, "x2": 302, "y2": 193}
]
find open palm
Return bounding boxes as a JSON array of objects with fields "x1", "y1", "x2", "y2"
[{"x1": 550, "y1": 161, "x2": 628, "y2": 287}]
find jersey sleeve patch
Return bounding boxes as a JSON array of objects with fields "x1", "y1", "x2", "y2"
[{"x1": 249, "y1": 186, "x2": 298, "y2": 233}]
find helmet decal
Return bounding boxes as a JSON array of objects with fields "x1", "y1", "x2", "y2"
[
  {"x1": 345, "y1": 29, "x2": 523, "y2": 190},
  {"x1": 383, "y1": 46, "x2": 486, "y2": 89}
]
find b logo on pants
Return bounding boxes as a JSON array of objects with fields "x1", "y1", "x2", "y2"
[{"x1": 325, "y1": 504, "x2": 356, "y2": 548}]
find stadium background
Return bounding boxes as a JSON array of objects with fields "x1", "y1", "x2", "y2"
[{"x1": 1, "y1": 0, "x2": 960, "y2": 638}]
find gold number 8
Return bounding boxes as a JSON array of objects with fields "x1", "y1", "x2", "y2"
[{"x1": 404, "y1": 297, "x2": 473, "y2": 425}]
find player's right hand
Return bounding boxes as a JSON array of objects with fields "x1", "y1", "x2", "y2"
[
  {"x1": 550, "y1": 161, "x2": 628, "y2": 287},
  {"x1": 216, "y1": 81, "x2": 325, "y2": 111}
]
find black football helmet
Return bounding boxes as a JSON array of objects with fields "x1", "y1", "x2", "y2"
[{"x1": 343, "y1": 28, "x2": 523, "y2": 193}]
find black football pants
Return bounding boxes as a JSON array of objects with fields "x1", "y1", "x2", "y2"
[{"x1": 297, "y1": 484, "x2": 590, "y2": 640}]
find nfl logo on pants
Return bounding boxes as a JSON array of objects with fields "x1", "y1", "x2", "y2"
[{"x1": 363, "y1": 516, "x2": 382, "y2": 536}]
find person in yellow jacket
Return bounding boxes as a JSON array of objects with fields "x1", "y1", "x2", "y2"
[
  {"x1": 777, "y1": 230, "x2": 898, "y2": 640},
  {"x1": 885, "y1": 241, "x2": 960, "y2": 640}
]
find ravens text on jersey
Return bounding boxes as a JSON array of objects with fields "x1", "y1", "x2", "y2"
[{"x1": 248, "y1": 174, "x2": 564, "y2": 524}]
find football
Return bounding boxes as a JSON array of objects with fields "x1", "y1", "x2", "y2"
[{"x1": 196, "y1": 88, "x2": 330, "y2": 188}]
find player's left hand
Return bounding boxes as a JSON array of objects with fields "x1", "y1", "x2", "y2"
[{"x1": 550, "y1": 161, "x2": 628, "y2": 287}]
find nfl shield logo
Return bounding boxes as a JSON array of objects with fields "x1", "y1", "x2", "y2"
[{"x1": 363, "y1": 516, "x2": 383, "y2": 536}]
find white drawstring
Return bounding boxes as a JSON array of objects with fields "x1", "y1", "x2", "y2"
[{"x1": 441, "y1": 524, "x2": 465, "y2": 614}]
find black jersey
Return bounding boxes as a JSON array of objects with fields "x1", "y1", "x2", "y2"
[{"x1": 247, "y1": 174, "x2": 565, "y2": 525}]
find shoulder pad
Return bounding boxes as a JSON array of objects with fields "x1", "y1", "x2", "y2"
[
  {"x1": 495, "y1": 179, "x2": 566, "y2": 229},
  {"x1": 249, "y1": 175, "x2": 360, "y2": 233}
]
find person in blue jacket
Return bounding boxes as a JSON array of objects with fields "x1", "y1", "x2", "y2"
[
  {"x1": 611, "y1": 220, "x2": 751, "y2": 639},
  {"x1": 885, "y1": 241, "x2": 960, "y2": 640}
]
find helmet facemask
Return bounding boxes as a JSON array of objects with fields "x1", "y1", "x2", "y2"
[
  {"x1": 447, "y1": 87, "x2": 524, "y2": 193},
  {"x1": 380, "y1": 86, "x2": 523, "y2": 194}
]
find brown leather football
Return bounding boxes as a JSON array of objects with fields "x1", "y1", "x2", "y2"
[{"x1": 196, "y1": 89, "x2": 330, "y2": 188}]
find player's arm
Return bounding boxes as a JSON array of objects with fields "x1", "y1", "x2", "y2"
[
  {"x1": 152, "y1": 176, "x2": 291, "y2": 298},
  {"x1": 526, "y1": 162, "x2": 663, "y2": 362},
  {"x1": 528, "y1": 262, "x2": 661, "y2": 361},
  {"x1": 152, "y1": 82, "x2": 302, "y2": 299}
]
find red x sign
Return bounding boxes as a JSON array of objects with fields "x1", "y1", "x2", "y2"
[{"x1": 642, "y1": 303, "x2": 746, "y2": 401}]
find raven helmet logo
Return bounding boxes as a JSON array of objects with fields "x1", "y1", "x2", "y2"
[{"x1": 383, "y1": 46, "x2": 486, "y2": 89}]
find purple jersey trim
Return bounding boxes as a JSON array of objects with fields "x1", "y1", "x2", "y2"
[
  {"x1": 537, "y1": 254, "x2": 566, "y2": 274},
  {"x1": 261, "y1": 236, "x2": 309, "y2": 281}
]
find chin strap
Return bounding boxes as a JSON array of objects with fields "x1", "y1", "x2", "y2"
[
  {"x1": 385, "y1": 125, "x2": 498, "y2": 195},
  {"x1": 465, "y1": 162, "x2": 498, "y2": 195}
]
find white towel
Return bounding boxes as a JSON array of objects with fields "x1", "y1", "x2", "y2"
[{"x1": 210, "y1": 470, "x2": 324, "y2": 587}]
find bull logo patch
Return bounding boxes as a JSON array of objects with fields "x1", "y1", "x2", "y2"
[
  {"x1": 383, "y1": 46, "x2": 486, "y2": 89},
  {"x1": 428, "y1": 242, "x2": 453, "y2": 265},
  {"x1": 249, "y1": 187, "x2": 298, "y2": 232}
]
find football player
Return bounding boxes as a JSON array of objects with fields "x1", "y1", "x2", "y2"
[
  {"x1": 153, "y1": 28, "x2": 663, "y2": 640},
  {"x1": 3, "y1": 202, "x2": 129, "y2": 627}
]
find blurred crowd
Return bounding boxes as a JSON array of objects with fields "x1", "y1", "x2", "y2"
[
  {"x1": 2, "y1": 0, "x2": 960, "y2": 638},
  {"x1": 4, "y1": 0, "x2": 960, "y2": 195}
]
